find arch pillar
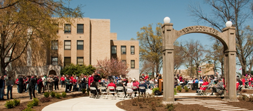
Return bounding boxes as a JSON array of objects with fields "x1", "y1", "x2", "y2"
[
  {"x1": 223, "y1": 27, "x2": 238, "y2": 102},
  {"x1": 162, "y1": 23, "x2": 175, "y2": 103}
]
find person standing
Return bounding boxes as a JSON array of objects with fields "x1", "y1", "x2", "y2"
[
  {"x1": 6, "y1": 77, "x2": 14, "y2": 99},
  {"x1": 60, "y1": 75, "x2": 65, "y2": 88},
  {"x1": 37, "y1": 76, "x2": 43, "y2": 94},
  {"x1": 88, "y1": 73, "x2": 94, "y2": 88},
  {"x1": 54, "y1": 76, "x2": 59, "y2": 90},
  {"x1": 69, "y1": 75, "x2": 73, "y2": 91},
  {"x1": 72, "y1": 76, "x2": 77, "y2": 92},
  {"x1": 28, "y1": 75, "x2": 37, "y2": 99},
  {"x1": 65, "y1": 75, "x2": 70, "y2": 93},
  {"x1": 18, "y1": 75, "x2": 24, "y2": 93},
  {"x1": 94, "y1": 72, "x2": 101, "y2": 87},
  {"x1": 0, "y1": 76, "x2": 5, "y2": 100}
]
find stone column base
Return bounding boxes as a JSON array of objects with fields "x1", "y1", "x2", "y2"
[{"x1": 162, "y1": 101, "x2": 177, "y2": 105}]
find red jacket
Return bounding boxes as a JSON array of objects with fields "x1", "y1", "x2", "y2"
[
  {"x1": 88, "y1": 76, "x2": 94, "y2": 86},
  {"x1": 200, "y1": 82, "x2": 209, "y2": 91},
  {"x1": 144, "y1": 76, "x2": 149, "y2": 80},
  {"x1": 61, "y1": 77, "x2": 65, "y2": 81},
  {"x1": 15, "y1": 78, "x2": 19, "y2": 84},
  {"x1": 72, "y1": 79, "x2": 77, "y2": 84},
  {"x1": 107, "y1": 82, "x2": 116, "y2": 90}
]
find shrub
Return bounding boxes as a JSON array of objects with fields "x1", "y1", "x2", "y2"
[
  {"x1": 174, "y1": 88, "x2": 177, "y2": 95},
  {"x1": 62, "y1": 92, "x2": 67, "y2": 98},
  {"x1": 39, "y1": 97, "x2": 51, "y2": 103},
  {"x1": 44, "y1": 92, "x2": 50, "y2": 98},
  {"x1": 166, "y1": 104, "x2": 175, "y2": 111},
  {"x1": 22, "y1": 107, "x2": 35, "y2": 111},
  {"x1": 56, "y1": 93, "x2": 61, "y2": 99},
  {"x1": 51, "y1": 91, "x2": 55, "y2": 97},
  {"x1": 176, "y1": 86, "x2": 182, "y2": 92},
  {"x1": 152, "y1": 88, "x2": 160, "y2": 94},
  {"x1": 27, "y1": 102, "x2": 34, "y2": 108},
  {"x1": 184, "y1": 86, "x2": 189, "y2": 92},
  {"x1": 32, "y1": 98, "x2": 39, "y2": 106},
  {"x1": 5, "y1": 100, "x2": 14, "y2": 109},
  {"x1": 13, "y1": 99, "x2": 20, "y2": 106},
  {"x1": 82, "y1": 88, "x2": 86, "y2": 94}
]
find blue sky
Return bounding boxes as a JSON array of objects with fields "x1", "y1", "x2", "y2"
[{"x1": 68, "y1": 0, "x2": 246, "y2": 73}]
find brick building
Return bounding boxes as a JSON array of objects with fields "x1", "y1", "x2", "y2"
[{"x1": 12, "y1": 18, "x2": 139, "y2": 79}]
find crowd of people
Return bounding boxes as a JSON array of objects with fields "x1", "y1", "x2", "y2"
[
  {"x1": 0, "y1": 71, "x2": 163, "y2": 100},
  {"x1": 174, "y1": 72, "x2": 253, "y2": 95}
]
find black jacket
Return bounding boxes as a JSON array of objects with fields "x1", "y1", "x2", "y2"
[
  {"x1": 29, "y1": 77, "x2": 37, "y2": 89},
  {"x1": 18, "y1": 77, "x2": 23, "y2": 85},
  {"x1": 94, "y1": 75, "x2": 101, "y2": 82},
  {"x1": 0, "y1": 79, "x2": 4, "y2": 88}
]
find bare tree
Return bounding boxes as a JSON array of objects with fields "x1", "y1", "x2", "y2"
[
  {"x1": 182, "y1": 40, "x2": 206, "y2": 78},
  {"x1": 189, "y1": 0, "x2": 253, "y2": 75}
]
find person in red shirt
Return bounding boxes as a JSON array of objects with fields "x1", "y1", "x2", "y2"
[
  {"x1": 72, "y1": 76, "x2": 77, "y2": 92},
  {"x1": 69, "y1": 75, "x2": 73, "y2": 91},
  {"x1": 200, "y1": 78, "x2": 209, "y2": 91},
  {"x1": 88, "y1": 73, "x2": 94, "y2": 88},
  {"x1": 144, "y1": 74, "x2": 149, "y2": 80},
  {"x1": 107, "y1": 80, "x2": 116, "y2": 91},
  {"x1": 60, "y1": 75, "x2": 65, "y2": 88},
  {"x1": 132, "y1": 79, "x2": 139, "y2": 97},
  {"x1": 241, "y1": 76, "x2": 246, "y2": 87}
]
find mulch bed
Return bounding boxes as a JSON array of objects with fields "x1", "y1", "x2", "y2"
[
  {"x1": 226, "y1": 100, "x2": 253, "y2": 110},
  {"x1": 0, "y1": 93, "x2": 88, "y2": 111},
  {"x1": 116, "y1": 97, "x2": 218, "y2": 111}
]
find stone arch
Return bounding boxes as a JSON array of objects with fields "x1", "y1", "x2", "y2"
[
  {"x1": 162, "y1": 23, "x2": 237, "y2": 103},
  {"x1": 48, "y1": 70, "x2": 56, "y2": 75},
  {"x1": 175, "y1": 26, "x2": 228, "y2": 51}
]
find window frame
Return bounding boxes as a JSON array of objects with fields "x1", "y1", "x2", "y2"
[
  {"x1": 64, "y1": 57, "x2": 71, "y2": 67},
  {"x1": 121, "y1": 46, "x2": 126, "y2": 54},
  {"x1": 131, "y1": 46, "x2": 135, "y2": 55},
  {"x1": 51, "y1": 40, "x2": 58, "y2": 50},
  {"x1": 111, "y1": 46, "x2": 117, "y2": 54},
  {"x1": 64, "y1": 40, "x2": 71, "y2": 50},
  {"x1": 77, "y1": 40, "x2": 84, "y2": 50},
  {"x1": 51, "y1": 57, "x2": 58, "y2": 65},
  {"x1": 64, "y1": 24, "x2": 71, "y2": 34},
  {"x1": 131, "y1": 60, "x2": 135, "y2": 69},
  {"x1": 77, "y1": 24, "x2": 84, "y2": 34},
  {"x1": 77, "y1": 57, "x2": 84, "y2": 66}
]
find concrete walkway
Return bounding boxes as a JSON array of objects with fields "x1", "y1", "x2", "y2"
[{"x1": 42, "y1": 97, "x2": 126, "y2": 111}]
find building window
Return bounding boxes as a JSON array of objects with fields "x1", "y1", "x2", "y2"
[
  {"x1": 64, "y1": 40, "x2": 71, "y2": 50},
  {"x1": 121, "y1": 46, "x2": 126, "y2": 54},
  {"x1": 77, "y1": 40, "x2": 83, "y2": 50},
  {"x1": 77, "y1": 57, "x2": 84, "y2": 65},
  {"x1": 131, "y1": 60, "x2": 135, "y2": 69},
  {"x1": 64, "y1": 57, "x2": 71, "y2": 66},
  {"x1": 64, "y1": 24, "x2": 71, "y2": 33},
  {"x1": 51, "y1": 40, "x2": 58, "y2": 50},
  {"x1": 51, "y1": 57, "x2": 58, "y2": 65},
  {"x1": 131, "y1": 46, "x2": 135, "y2": 54},
  {"x1": 122, "y1": 60, "x2": 126, "y2": 65},
  {"x1": 111, "y1": 46, "x2": 117, "y2": 54},
  {"x1": 77, "y1": 24, "x2": 84, "y2": 33}
]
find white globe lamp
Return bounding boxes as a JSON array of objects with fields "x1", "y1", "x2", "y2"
[
  {"x1": 226, "y1": 21, "x2": 232, "y2": 27},
  {"x1": 164, "y1": 17, "x2": 170, "y2": 23}
]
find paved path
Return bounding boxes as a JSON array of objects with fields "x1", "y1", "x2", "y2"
[{"x1": 42, "y1": 97, "x2": 126, "y2": 111}]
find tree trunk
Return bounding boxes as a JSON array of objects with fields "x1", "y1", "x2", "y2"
[{"x1": 221, "y1": 61, "x2": 224, "y2": 77}]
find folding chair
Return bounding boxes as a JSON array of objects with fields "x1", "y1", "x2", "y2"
[
  {"x1": 139, "y1": 86, "x2": 146, "y2": 97},
  {"x1": 108, "y1": 86, "x2": 116, "y2": 100},
  {"x1": 116, "y1": 86, "x2": 125, "y2": 100},
  {"x1": 197, "y1": 85, "x2": 208, "y2": 95},
  {"x1": 99, "y1": 86, "x2": 108, "y2": 99},
  {"x1": 89, "y1": 87, "x2": 98, "y2": 98},
  {"x1": 132, "y1": 86, "x2": 138, "y2": 97}
]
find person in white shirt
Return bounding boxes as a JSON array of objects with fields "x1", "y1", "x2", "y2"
[{"x1": 126, "y1": 80, "x2": 133, "y2": 97}]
